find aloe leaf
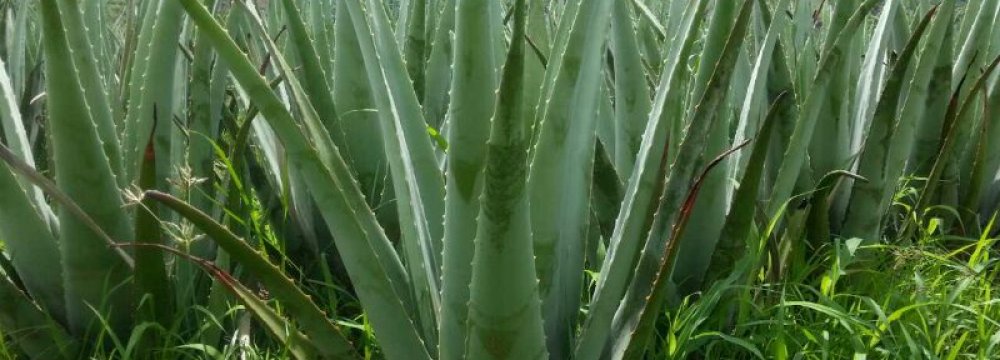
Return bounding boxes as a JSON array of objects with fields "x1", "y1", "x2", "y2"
[
  {"x1": 909, "y1": 56, "x2": 1000, "y2": 222},
  {"x1": 133, "y1": 138, "x2": 172, "y2": 326},
  {"x1": 0, "y1": 159, "x2": 64, "y2": 322},
  {"x1": 39, "y1": 0, "x2": 136, "y2": 335},
  {"x1": 530, "y1": 0, "x2": 580, "y2": 143},
  {"x1": 527, "y1": 0, "x2": 614, "y2": 355},
  {"x1": 610, "y1": 0, "x2": 652, "y2": 178},
  {"x1": 732, "y1": 0, "x2": 792, "y2": 175},
  {"x1": 278, "y1": 0, "x2": 343, "y2": 149},
  {"x1": 623, "y1": 140, "x2": 751, "y2": 360},
  {"x1": 128, "y1": 243, "x2": 320, "y2": 359},
  {"x1": 574, "y1": 2, "x2": 707, "y2": 357},
  {"x1": 465, "y1": 1, "x2": 548, "y2": 358},
  {"x1": 909, "y1": 11, "x2": 955, "y2": 177},
  {"x1": 401, "y1": 0, "x2": 427, "y2": 101},
  {"x1": 332, "y1": 0, "x2": 394, "y2": 219},
  {"x1": 5, "y1": 1, "x2": 29, "y2": 101},
  {"x1": 978, "y1": 89, "x2": 1000, "y2": 217},
  {"x1": 705, "y1": 92, "x2": 788, "y2": 286},
  {"x1": 0, "y1": 275, "x2": 76, "y2": 359},
  {"x1": 604, "y1": 2, "x2": 755, "y2": 357},
  {"x1": 848, "y1": 0, "x2": 899, "y2": 168},
  {"x1": 437, "y1": 0, "x2": 500, "y2": 357},
  {"x1": 341, "y1": 0, "x2": 450, "y2": 346},
  {"x1": 176, "y1": 2, "x2": 430, "y2": 358},
  {"x1": 766, "y1": 0, "x2": 882, "y2": 219},
  {"x1": 145, "y1": 191, "x2": 358, "y2": 359},
  {"x1": 0, "y1": 55, "x2": 55, "y2": 231},
  {"x1": 844, "y1": 2, "x2": 956, "y2": 241},
  {"x1": 422, "y1": 0, "x2": 456, "y2": 130},
  {"x1": 666, "y1": 0, "x2": 740, "y2": 297},
  {"x1": 843, "y1": 5, "x2": 935, "y2": 236},
  {"x1": 54, "y1": 0, "x2": 121, "y2": 182},
  {"x1": 808, "y1": 0, "x2": 862, "y2": 186},
  {"x1": 952, "y1": 0, "x2": 1000, "y2": 88},
  {"x1": 187, "y1": 0, "x2": 225, "y2": 212},
  {"x1": 121, "y1": 0, "x2": 185, "y2": 185}
]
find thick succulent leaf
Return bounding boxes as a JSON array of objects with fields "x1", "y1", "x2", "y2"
[
  {"x1": 176, "y1": 2, "x2": 431, "y2": 359},
  {"x1": 766, "y1": 0, "x2": 882, "y2": 218},
  {"x1": 0, "y1": 275, "x2": 76, "y2": 359},
  {"x1": 666, "y1": 0, "x2": 740, "y2": 297},
  {"x1": 909, "y1": 56, "x2": 1000, "y2": 222},
  {"x1": 732, "y1": 0, "x2": 793, "y2": 174},
  {"x1": 842, "y1": 2, "x2": 954, "y2": 241},
  {"x1": 527, "y1": 0, "x2": 614, "y2": 356},
  {"x1": 465, "y1": 1, "x2": 549, "y2": 358},
  {"x1": 605, "y1": 2, "x2": 755, "y2": 357},
  {"x1": 610, "y1": 0, "x2": 652, "y2": 178},
  {"x1": 54, "y1": 0, "x2": 121, "y2": 182},
  {"x1": 437, "y1": 0, "x2": 500, "y2": 358},
  {"x1": 332, "y1": 0, "x2": 394, "y2": 221},
  {"x1": 705, "y1": 92, "x2": 788, "y2": 285},
  {"x1": 278, "y1": 0, "x2": 343, "y2": 150},
  {"x1": 908, "y1": 11, "x2": 954, "y2": 177},
  {"x1": 120, "y1": 0, "x2": 185, "y2": 185},
  {"x1": 39, "y1": 0, "x2": 136, "y2": 335},
  {"x1": 400, "y1": 0, "x2": 427, "y2": 101},
  {"x1": 145, "y1": 191, "x2": 358, "y2": 359},
  {"x1": 421, "y1": 0, "x2": 457, "y2": 130},
  {"x1": 133, "y1": 139, "x2": 172, "y2": 326},
  {"x1": 340, "y1": 0, "x2": 449, "y2": 347},
  {"x1": 0, "y1": 55, "x2": 55, "y2": 230},
  {"x1": 573, "y1": 1, "x2": 708, "y2": 357},
  {"x1": 847, "y1": 0, "x2": 899, "y2": 173},
  {"x1": 0, "y1": 159, "x2": 64, "y2": 322}
]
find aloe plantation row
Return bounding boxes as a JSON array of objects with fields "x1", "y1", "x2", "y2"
[{"x1": 0, "y1": 0, "x2": 998, "y2": 358}]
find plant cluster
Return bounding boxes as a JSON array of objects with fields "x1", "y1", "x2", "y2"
[{"x1": 0, "y1": 0, "x2": 998, "y2": 359}]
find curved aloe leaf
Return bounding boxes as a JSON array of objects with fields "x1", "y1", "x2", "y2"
[
  {"x1": 732, "y1": 0, "x2": 792, "y2": 174},
  {"x1": 134, "y1": 139, "x2": 172, "y2": 326},
  {"x1": 527, "y1": 0, "x2": 614, "y2": 355},
  {"x1": 278, "y1": 0, "x2": 343, "y2": 149},
  {"x1": 574, "y1": 1, "x2": 708, "y2": 357},
  {"x1": 54, "y1": 0, "x2": 121, "y2": 181},
  {"x1": 0, "y1": 161, "x2": 64, "y2": 321},
  {"x1": 842, "y1": 2, "x2": 953, "y2": 241},
  {"x1": 0, "y1": 55, "x2": 55, "y2": 230},
  {"x1": 145, "y1": 191, "x2": 357, "y2": 359},
  {"x1": 332, "y1": 0, "x2": 394, "y2": 219},
  {"x1": 422, "y1": 0, "x2": 457, "y2": 130},
  {"x1": 705, "y1": 92, "x2": 789, "y2": 285},
  {"x1": 438, "y1": 0, "x2": 499, "y2": 357},
  {"x1": 40, "y1": 0, "x2": 135, "y2": 335},
  {"x1": 909, "y1": 56, "x2": 1000, "y2": 223},
  {"x1": 610, "y1": 0, "x2": 652, "y2": 178},
  {"x1": 465, "y1": 1, "x2": 548, "y2": 358},
  {"x1": 766, "y1": 0, "x2": 881, "y2": 218},
  {"x1": 0, "y1": 275, "x2": 76, "y2": 359},
  {"x1": 125, "y1": 243, "x2": 320, "y2": 360},
  {"x1": 340, "y1": 2, "x2": 448, "y2": 345},
  {"x1": 176, "y1": 2, "x2": 431, "y2": 359},
  {"x1": 666, "y1": 0, "x2": 740, "y2": 297},
  {"x1": 605, "y1": 2, "x2": 755, "y2": 357},
  {"x1": 121, "y1": 0, "x2": 185, "y2": 185}
]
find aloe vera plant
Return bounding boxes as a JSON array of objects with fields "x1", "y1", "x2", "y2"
[{"x1": 0, "y1": 0, "x2": 999, "y2": 359}]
